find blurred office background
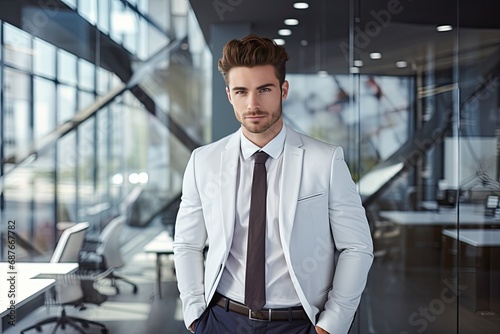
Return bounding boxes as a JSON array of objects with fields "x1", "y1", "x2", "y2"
[{"x1": 1, "y1": 0, "x2": 499, "y2": 333}]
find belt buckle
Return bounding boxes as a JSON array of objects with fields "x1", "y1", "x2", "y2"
[{"x1": 248, "y1": 308, "x2": 272, "y2": 321}]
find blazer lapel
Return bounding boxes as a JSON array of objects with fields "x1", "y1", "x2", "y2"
[
  {"x1": 279, "y1": 127, "x2": 304, "y2": 252},
  {"x1": 219, "y1": 131, "x2": 241, "y2": 247}
]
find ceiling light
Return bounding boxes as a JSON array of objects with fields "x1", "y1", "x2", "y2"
[
  {"x1": 293, "y1": 2, "x2": 309, "y2": 9},
  {"x1": 284, "y1": 19, "x2": 299, "y2": 26},
  {"x1": 300, "y1": 39, "x2": 308, "y2": 46},
  {"x1": 436, "y1": 25, "x2": 453, "y2": 32},
  {"x1": 350, "y1": 67, "x2": 360, "y2": 74},
  {"x1": 354, "y1": 60, "x2": 363, "y2": 67},
  {"x1": 370, "y1": 52, "x2": 382, "y2": 60},
  {"x1": 396, "y1": 61, "x2": 408, "y2": 68},
  {"x1": 318, "y1": 70, "x2": 328, "y2": 77},
  {"x1": 278, "y1": 29, "x2": 292, "y2": 36},
  {"x1": 274, "y1": 38, "x2": 285, "y2": 45}
]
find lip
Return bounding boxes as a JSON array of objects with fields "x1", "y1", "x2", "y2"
[{"x1": 245, "y1": 115, "x2": 266, "y2": 121}]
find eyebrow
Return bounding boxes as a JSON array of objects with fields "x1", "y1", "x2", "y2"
[{"x1": 231, "y1": 83, "x2": 276, "y2": 92}]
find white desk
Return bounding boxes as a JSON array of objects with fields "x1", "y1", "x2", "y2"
[
  {"x1": 441, "y1": 229, "x2": 500, "y2": 314},
  {"x1": 0, "y1": 262, "x2": 78, "y2": 331},
  {"x1": 379, "y1": 210, "x2": 500, "y2": 272},
  {"x1": 379, "y1": 210, "x2": 497, "y2": 226},
  {"x1": 442, "y1": 229, "x2": 500, "y2": 247},
  {"x1": 0, "y1": 262, "x2": 79, "y2": 278}
]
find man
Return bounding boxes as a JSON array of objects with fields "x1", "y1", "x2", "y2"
[{"x1": 173, "y1": 34, "x2": 373, "y2": 334}]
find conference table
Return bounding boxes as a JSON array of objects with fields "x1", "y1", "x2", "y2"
[
  {"x1": 0, "y1": 262, "x2": 78, "y2": 332},
  {"x1": 143, "y1": 231, "x2": 208, "y2": 299},
  {"x1": 143, "y1": 231, "x2": 174, "y2": 299},
  {"x1": 378, "y1": 208, "x2": 500, "y2": 273}
]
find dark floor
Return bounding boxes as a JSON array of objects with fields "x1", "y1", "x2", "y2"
[{"x1": 4, "y1": 218, "x2": 500, "y2": 334}]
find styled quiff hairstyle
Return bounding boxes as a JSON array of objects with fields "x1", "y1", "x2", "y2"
[{"x1": 217, "y1": 34, "x2": 289, "y2": 87}]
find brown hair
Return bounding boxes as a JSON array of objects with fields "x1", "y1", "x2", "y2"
[{"x1": 217, "y1": 34, "x2": 289, "y2": 87}]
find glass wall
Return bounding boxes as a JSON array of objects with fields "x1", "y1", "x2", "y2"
[
  {"x1": 268, "y1": 1, "x2": 500, "y2": 333},
  {"x1": 0, "y1": 0, "x2": 211, "y2": 262},
  {"x1": 344, "y1": 2, "x2": 500, "y2": 333}
]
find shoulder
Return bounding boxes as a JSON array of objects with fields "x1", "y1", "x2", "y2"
[
  {"x1": 287, "y1": 126, "x2": 341, "y2": 157},
  {"x1": 191, "y1": 131, "x2": 237, "y2": 157}
]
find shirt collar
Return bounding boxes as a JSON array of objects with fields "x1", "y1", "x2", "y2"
[{"x1": 240, "y1": 124, "x2": 287, "y2": 160}]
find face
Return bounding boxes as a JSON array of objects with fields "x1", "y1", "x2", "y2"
[{"x1": 226, "y1": 65, "x2": 289, "y2": 146}]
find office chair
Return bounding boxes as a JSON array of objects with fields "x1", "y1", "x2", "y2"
[
  {"x1": 80, "y1": 215, "x2": 138, "y2": 294},
  {"x1": 20, "y1": 222, "x2": 108, "y2": 334}
]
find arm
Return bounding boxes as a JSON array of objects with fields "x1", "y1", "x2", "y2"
[
  {"x1": 317, "y1": 146, "x2": 374, "y2": 334},
  {"x1": 173, "y1": 150, "x2": 208, "y2": 330}
]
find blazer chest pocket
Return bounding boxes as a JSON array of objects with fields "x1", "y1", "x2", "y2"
[
  {"x1": 297, "y1": 192, "x2": 325, "y2": 203},
  {"x1": 295, "y1": 192, "x2": 328, "y2": 228}
]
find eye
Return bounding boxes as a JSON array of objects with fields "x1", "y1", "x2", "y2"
[
  {"x1": 259, "y1": 87, "x2": 271, "y2": 93},
  {"x1": 235, "y1": 90, "x2": 247, "y2": 95}
]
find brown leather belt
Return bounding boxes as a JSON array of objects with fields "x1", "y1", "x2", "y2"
[{"x1": 213, "y1": 293, "x2": 307, "y2": 321}]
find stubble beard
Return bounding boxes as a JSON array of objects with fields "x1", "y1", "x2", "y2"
[{"x1": 241, "y1": 104, "x2": 283, "y2": 135}]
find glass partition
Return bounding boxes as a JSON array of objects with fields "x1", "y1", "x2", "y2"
[
  {"x1": 276, "y1": 1, "x2": 500, "y2": 332},
  {"x1": 344, "y1": 1, "x2": 500, "y2": 333}
]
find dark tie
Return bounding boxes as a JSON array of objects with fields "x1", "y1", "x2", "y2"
[{"x1": 245, "y1": 151, "x2": 269, "y2": 313}]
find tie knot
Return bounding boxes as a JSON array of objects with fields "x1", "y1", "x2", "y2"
[{"x1": 254, "y1": 151, "x2": 269, "y2": 165}]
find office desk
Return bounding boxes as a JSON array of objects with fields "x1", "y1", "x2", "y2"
[
  {"x1": 0, "y1": 262, "x2": 78, "y2": 331},
  {"x1": 442, "y1": 230, "x2": 500, "y2": 315},
  {"x1": 379, "y1": 210, "x2": 500, "y2": 272},
  {"x1": 143, "y1": 231, "x2": 174, "y2": 298}
]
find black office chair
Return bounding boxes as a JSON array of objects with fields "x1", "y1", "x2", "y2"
[{"x1": 20, "y1": 222, "x2": 108, "y2": 334}]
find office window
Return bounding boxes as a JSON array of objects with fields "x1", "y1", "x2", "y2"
[
  {"x1": 137, "y1": 17, "x2": 148, "y2": 60},
  {"x1": 97, "y1": 67, "x2": 111, "y2": 95},
  {"x1": 61, "y1": 0, "x2": 77, "y2": 10},
  {"x1": 33, "y1": 146, "x2": 56, "y2": 253},
  {"x1": 77, "y1": 118, "x2": 97, "y2": 224},
  {"x1": 138, "y1": 0, "x2": 148, "y2": 14},
  {"x1": 2, "y1": 165, "x2": 34, "y2": 260},
  {"x1": 79, "y1": 90, "x2": 95, "y2": 110},
  {"x1": 78, "y1": 58, "x2": 95, "y2": 91},
  {"x1": 3, "y1": 23, "x2": 32, "y2": 71},
  {"x1": 109, "y1": 0, "x2": 125, "y2": 44},
  {"x1": 3, "y1": 68, "x2": 32, "y2": 160},
  {"x1": 97, "y1": 0, "x2": 110, "y2": 34},
  {"x1": 122, "y1": 8, "x2": 138, "y2": 54},
  {"x1": 109, "y1": 102, "x2": 124, "y2": 210},
  {"x1": 57, "y1": 132, "x2": 77, "y2": 223},
  {"x1": 33, "y1": 38, "x2": 56, "y2": 79},
  {"x1": 34, "y1": 77, "x2": 56, "y2": 140},
  {"x1": 96, "y1": 108, "x2": 111, "y2": 227},
  {"x1": 0, "y1": 22, "x2": 2, "y2": 61},
  {"x1": 58, "y1": 84, "x2": 76, "y2": 123},
  {"x1": 79, "y1": 0, "x2": 98, "y2": 25},
  {"x1": 57, "y1": 49, "x2": 77, "y2": 86}
]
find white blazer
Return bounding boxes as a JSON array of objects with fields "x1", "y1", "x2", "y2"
[{"x1": 173, "y1": 125, "x2": 373, "y2": 334}]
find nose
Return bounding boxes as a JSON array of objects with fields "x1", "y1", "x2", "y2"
[{"x1": 247, "y1": 92, "x2": 260, "y2": 111}]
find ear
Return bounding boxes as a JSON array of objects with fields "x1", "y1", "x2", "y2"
[
  {"x1": 281, "y1": 80, "x2": 289, "y2": 101},
  {"x1": 226, "y1": 87, "x2": 233, "y2": 104}
]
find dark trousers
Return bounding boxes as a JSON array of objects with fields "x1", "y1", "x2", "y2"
[{"x1": 194, "y1": 303, "x2": 317, "y2": 334}]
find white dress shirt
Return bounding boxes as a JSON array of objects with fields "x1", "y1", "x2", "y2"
[{"x1": 217, "y1": 125, "x2": 301, "y2": 308}]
